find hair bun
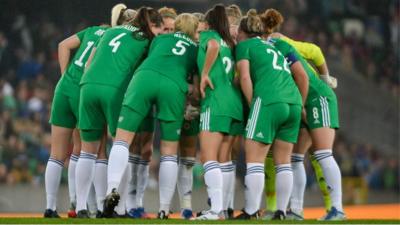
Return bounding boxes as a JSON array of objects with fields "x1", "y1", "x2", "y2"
[
  {"x1": 247, "y1": 9, "x2": 258, "y2": 17},
  {"x1": 262, "y1": 8, "x2": 284, "y2": 29}
]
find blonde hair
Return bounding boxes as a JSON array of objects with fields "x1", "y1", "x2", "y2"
[
  {"x1": 158, "y1": 7, "x2": 177, "y2": 19},
  {"x1": 239, "y1": 9, "x2": 264, "y2": 36},
  {"x1": 226, "y1": 4, "x2": 242, "y2": 26},
  {"x1": 192, "y1": 12, "x2": 206, "y2": 22},
  {"x1": 175, "y1": 13, "x2": 199, "y2": 40},
  {"x1": 260, "y1": 8, "x2": 284, "y2": 34},
  {"x1": 111, "y1": 3, "x2": 137, "y2": 27}
]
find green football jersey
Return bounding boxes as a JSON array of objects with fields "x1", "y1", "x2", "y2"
[
  {"x1": 269, "y1": 38, "x2": 335, "y2": 104},
  {"x1": 235, "y1": 37, "x2": 302, "y2": 106},
  {"x1": 81, "y1": 25, "x2": 150, "y2": 90},
  {"x1": 197, "y1": 30, "x2": 243, "y2": 120},
  {"x1": 135, "y1": 32, "x2": 198, "y2": 92},
  {"x1": 56, "y1": 26, "x2": 107, "y2": 98}
]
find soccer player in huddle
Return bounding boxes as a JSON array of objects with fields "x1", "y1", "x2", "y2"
[
  {"x1": 261, "y1": 9, "x2": 345, "y2": 221},
  {"x1": 44, "y1": 4, "x2": 122, "y2": 218},
  {"x1": 103, "y1": 12, "x2": 199, "y2": 220},
  {"x1": 195, "y1": 4, "x2": 243, "y2": 220}
]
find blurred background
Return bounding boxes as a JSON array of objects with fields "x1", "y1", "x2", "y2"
[{"x1": 0, "y1": 0, "x2": 398, "y2": 212}]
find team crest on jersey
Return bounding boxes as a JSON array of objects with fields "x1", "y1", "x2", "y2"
[
  {"x1": 118, "y1": 116, "x2": 124, "y2": 122},
  {"x1": 95, "y1": 29, "x2": 105, "y2": 36}
]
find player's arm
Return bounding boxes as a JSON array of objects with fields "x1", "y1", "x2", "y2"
[
  {"x1": 237, "y1": 59, "x2": 252, "y2": 105},
  {"x1": 277, "y1": 34, "x2": 338, "y2": 88},
  {"x1": 200, "y1": 39, "x2": 219, "y2": 98},
  {"x1": 58, "y1": 34, "x2": 81, "y2": 74},
  {"x1": 285, "y1": 52, "x2": 309, "y2": 106}
]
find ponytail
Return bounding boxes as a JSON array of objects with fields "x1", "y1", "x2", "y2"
[
  {"x1": 111, "y1": 3, "x2": 136, "y2": 27},
  {"x1": 205, "y1": 4, "x2": 235, "y2": 48},
  {"x1": 111, "y1": 3, "x2": 127, "y2": 27},
  {"x1": 133, "y1": 7, "x2": 162, "y2": 41}
]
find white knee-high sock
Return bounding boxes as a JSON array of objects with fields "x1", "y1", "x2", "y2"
[
  {"x1": 136, "y1": 159, "x2": 150, "y2": 208},
  {"x1": 314, "y1": 149, "x2": 343, "y2": 211},
  {"x1": 75, "y1": 151, "x2": 97, "y2": 211},
  {"x1": 159, "y1": 155, "x2": 178, "y2": 213},
  {"x1": 220, "y1": 161, "x2": 235, "y2": 211},
  {"x1": 45, "y1": 158, "x2": 64, "y2": 210},
  {"x1": 87, "y1": 184, "x2": 98, "y2": 214},
  {"x1": 290, "y1": 154, "x2": 306, "y2": 214},
  {"x1": 244, "y1": 163, "x2": 264, "y2": 215},
  {"x1": 107, "y1": 141, "x2": 129, "y2": 194},
  {"x1": 228, "y1": 160, "x2": 237, "y2": 209},
  {"x1": 68, "y1": 154, "x2": 79, "y2": 207},
  {"x1": 177, "y1": 157, "x2": 195, "y2": 210},
  {"x1": 275, "y1": 164, "x2": 293, "y2": 213},
  {"x1": 115, "y1": 166, "x2": 130, "y2": 215},
  {"x1": 126, "y1": 154, "x2": 139, "y2": 211},
  {"x1": 203, "y1": 161, "x2": 223, "y2": 214},
  {"x1": 94, "y1": 159, "x2": 108, "y2": 212}
]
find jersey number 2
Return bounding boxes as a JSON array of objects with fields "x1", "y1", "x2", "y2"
[
  {"x1": 266, "y1": 49, "x2": 290, "y2": 73},
  {"x1": 109, "y1": 33, "x2": 127, "y2": 53}
]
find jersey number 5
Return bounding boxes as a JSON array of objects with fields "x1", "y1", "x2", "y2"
[
  {"x1": 109, "y1": 33, "x2": 127, "y2": 53},
  {"x1": 172, "y1": 40, "x2": 190, "y2": 55}
]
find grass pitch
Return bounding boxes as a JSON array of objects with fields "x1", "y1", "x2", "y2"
[{"x1": 0, "y1": 218, "x2": 399, "y2": 224}]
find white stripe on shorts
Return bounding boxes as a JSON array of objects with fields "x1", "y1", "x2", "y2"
[{"x1": 247, "y1": 98, "x2": 261, "y2": 139}]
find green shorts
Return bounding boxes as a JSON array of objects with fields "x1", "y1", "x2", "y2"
[
  {"x1": 305, "y1": 95, "x2": 339, "y2": 130},
  {"x1": 118, "y1": 70, "x2": 186, "y2": 141},
  {"x1": 181, "y1": 118, "x2": 200, "y2": 136},
  {"x1": 49, "y1": 91, "x2": 79, "y2": 129},
  {"x1": 138, "y1": 108, "x2": 155, "y2": 133},
  {"x1": 200, "y1": 107, "x2": 243, "y2": 136},
  {"x1": 245, "y1": 98, "x2": 301, "y2": 144},
  {"x1": 119, "y1": 106, "x2": 182, "y2": 141},
  {"x1": 79, "y1": 84, "x2": 124, "y2": 141}
]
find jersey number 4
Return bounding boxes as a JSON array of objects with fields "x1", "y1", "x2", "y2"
[{"x1": 109, "y1": 33, "x2": 127, "y2": 53}]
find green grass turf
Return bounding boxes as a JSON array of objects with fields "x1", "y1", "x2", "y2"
[{"x1": 0, "y1": 218, "x2": 399, "y2": 224}]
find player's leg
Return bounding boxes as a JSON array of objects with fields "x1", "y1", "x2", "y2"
[
  {"x1": 67, "y1": 129, "x2": 81, "y2": 218},
  {"x1": 308, "y1": 95, "x2": 344, "y2": 220},
  {"x1": 126, "y1": 138, "x2": 140, "y2": 217},
  {"x1": 135, "y1": 131, "x2": 154, "y2": 218},
  {"x1": 218, "y1": 133, "x2": 237, "y2": 219},
  {"x1": 45, "y1": 92, "x2": 77, "y2": 218},
  {"x1": 263, "y1": 147, "x2": 276, "y2": 219},
  {"x1": 310, "y1": 154, "x2": 332, "y2": 211},
  {"x1": 227, "y1": 135, "x2": 242, "y2": 218},
  {"x1": 75, "y1": 84, "x2": 108, "y2": 217},
  {"x1": 178, "y1": 128, "x2": 197, "y2": 219},
  {"x1": 93, "y1": 131, "x2": 108, "y2": 217},
  {"x1": 287, "y1": 127, "x2": 311, "y2": 220},
  {"x1": 271, "y1": 104, "x2": 301, "y2": 220},
  {"x1": 157, "y1": 119, "x2": 183, "y2": 219}
]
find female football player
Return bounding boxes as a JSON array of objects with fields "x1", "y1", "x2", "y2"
[
  {"x1": 261, "y1": 8, "x2": 346, "y2": 221},
  {"x1": 234, "y1": 9, "x2": 302, "y2": 220},
  {"x1": 76, "y1": 7, "x2": 163, "y2": 218},
  {"x1": 195, "y1": 4, "x2": 243, "y2": 220},
  {"x1": 43, "y1": 4, "x2": 117, "y2": 217},
  {"x1": 103, "y1": 13, "x2": 199, "y2": 219}
]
